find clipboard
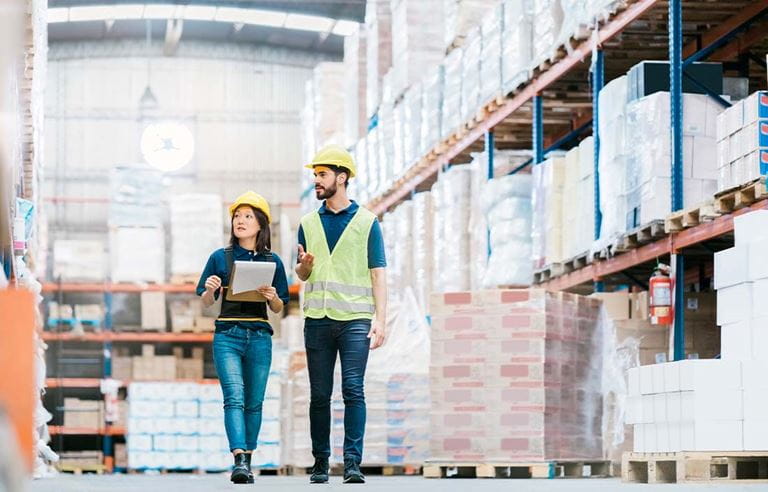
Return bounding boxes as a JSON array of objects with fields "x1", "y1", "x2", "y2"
[{"x1": 224, "y1": 261, "x2": 272, "y2": 302}]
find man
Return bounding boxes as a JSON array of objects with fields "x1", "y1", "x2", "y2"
[{"x1": 296, "y1": 144, "x2": 387, "y2": 484}]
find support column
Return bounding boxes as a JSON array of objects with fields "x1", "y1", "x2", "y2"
[
  {"x1": 533, "y1": 96, "x2": 544, "y2": 164},
  {"x1": 670, "y1": 0, "x2": 685, "y2": 361}
]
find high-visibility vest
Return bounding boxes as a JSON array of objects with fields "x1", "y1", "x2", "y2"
[{"x1": 301, "y1": 207, "x2": 376, "y2": 321}]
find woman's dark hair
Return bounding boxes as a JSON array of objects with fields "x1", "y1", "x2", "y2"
[{"x1": 230, "y1": 205, "x2": 271, "y2": 254}]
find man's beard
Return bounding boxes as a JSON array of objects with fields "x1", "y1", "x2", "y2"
[{"x1": 315, "y1": 183, "x2": 337, "y2": 200}]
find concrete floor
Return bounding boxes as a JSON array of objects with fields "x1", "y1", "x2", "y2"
[{"x1": 27, "y1": 475, "x2": 764, "y2": 491}]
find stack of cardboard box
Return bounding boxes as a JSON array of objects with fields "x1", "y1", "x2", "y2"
[
  {"x1": 174, "y1": 347, "x2": 204, "y2": 380},
  {"x1": 429, "y1": 289, "x2": 604, "y2": 462},
  {"x1": 63, "y1": 398, "x2": 104, "y2": 429},
  {"x1": 132, "y1": 345, "x2": 176, "y2": 381}
]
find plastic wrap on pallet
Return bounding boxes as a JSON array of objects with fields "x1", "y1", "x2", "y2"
[
  {"x1": 378, "y1": 97, "x2": 395, "y2": 193},
  {"x1": 392, "y1": 101, "x2": 406, "y2": 179},
  {"x1": 110, "y1": 226, "x2": 165, "y2": 283},
  {"x1": 624, "y1": 92, "x2": 722, "y2": 229},
  {"x1": 461, "y1": 27, "x2": 482, "y2": 123},
  {"x1": 420, "y1": 67, "x2": 444, "y2": 156},
  {"x1": 469, "y1": 154, "x2": 489, "y2": 290},
  {"x1": 432, "y1": 165, "x2": 472, "y2": 292},
  {"x1": 501, "y1": 0, "x2": 533, "y2": 94},
  {"x1": 443, "y1": 0, "x2": 498, "y2": 53},
  {"x1": 353, "y1": 138, "x2": 369, "y2": 204},
  {"x1": 532, "y1": 156, "x2": 566, "y2": 269},
  {"x1": 110, "y1": 166, "x2": 164, "y2": 227},
  {"x1": 344, "y1": 27, "x2": 368, "y2": 146},
  {"x1": 411, "y1": 191, "x2": 434, "y2": 315},
  {"x1": 482, "y1": 174, "x2": 533, "y2": 287},
  {"x1": 301, "y1": 79, "x2": 316, "y2": 166},
  {"x1": 381, "y1": 203, "x2": 415, "y2": 293},
  {"x1": 390, "y1": 0, "x2": 445, "y2": 101},
  {"x1": 367, "y1": 126, "x2": 380, "y2": 197},
  {"x1": 403, "y1": 83, "x2": 423, "y2": 169},
  {"x1": 170, "y1": 194, "x2": 223, "y2": 277},
  {"x1": 596, "y1": 75, "x2": 630, "y2": 244},
  {"x1": 53, "y1": 240, "x2": 106, "y2": 282},
  {"x1": 366, "y1": 0, "x2": 393, "y2": 119},
  {"x1": 441, "y1": 47, "x2": 464, "y2": 139},
  {"x1": 429, "y1": 289, "x2": 604, "y2": 461},
  {"x1": 479, "y1": 2, "x2": 503, "y2": 105},
  {"x1": 531, "y1": 0, "x2": 564, "y2": 69},
  {"x1": 311, "y1": 62, "x2": 346, "y2": 147}
]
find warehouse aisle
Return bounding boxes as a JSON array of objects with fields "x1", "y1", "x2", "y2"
[{"x1": 27, "y1": 475, "x2": 762, "y2": 491}]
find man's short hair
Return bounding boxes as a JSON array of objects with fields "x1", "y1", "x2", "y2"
[{"x1": 324, "y1": 165, "x2": 350, "y2": 185}]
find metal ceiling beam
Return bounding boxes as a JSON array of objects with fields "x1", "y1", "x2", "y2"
[{"x1": 163, "y1": 18, "x2": 183, "y2": 56}]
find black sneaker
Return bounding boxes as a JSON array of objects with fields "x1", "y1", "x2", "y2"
[
  {"x1": 230, "y1": 453, "x2": 250, "y2": 484},
  {"x1": 343, "y1": 459, "x2": 365, "y2": 484},
  {"x1": 310, "y1": 457, "x2": 329, "y2": 484}
]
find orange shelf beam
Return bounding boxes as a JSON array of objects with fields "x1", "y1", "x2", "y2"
[
  {"x1": 541, "y1": 198, "x2": 768, "y2": 291},
  {"x1": 42, "y1": 283, "x2": 197, "y2": 294},
  {"x1": 41, "y1": 332, "x2": 213, "y2": 343},
  {"x1": 48, "y1": 426, "x2": 125, "y2": 436}
]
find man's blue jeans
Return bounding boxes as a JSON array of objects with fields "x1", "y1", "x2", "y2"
[
  {"x1": 304, "y1": 318, "x2": 371, "y2": 464},
  {"x1": 213, "y1": 326, "x2": 272, "y2": 451}
]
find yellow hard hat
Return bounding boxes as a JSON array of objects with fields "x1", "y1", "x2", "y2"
[
  {"x1": 305, "y1": 144, "x2": 357, "y2": 178},
  {"x1": 228, "y1": 191, "x2": 272, "y2": 223}
]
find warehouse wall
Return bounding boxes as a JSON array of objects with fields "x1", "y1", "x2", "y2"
[{"x1": 44, "y1": 40, "x2": 328, "y2": 237}]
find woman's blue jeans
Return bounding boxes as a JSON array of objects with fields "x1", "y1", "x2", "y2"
[{"x1": 212, "y1": 326, "x2": 272, "y2": 452}]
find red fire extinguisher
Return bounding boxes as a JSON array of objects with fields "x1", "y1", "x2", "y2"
[{"x1": 649, "y1": 265, "x2": 673, "y2": 325}]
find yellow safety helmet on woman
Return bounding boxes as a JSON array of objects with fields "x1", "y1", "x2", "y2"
[
  {"x1": 228, "y1": 191, "x2": 272, "y2": 223},
  {"x1": 305, "y1": 144, "x2": 357, "y2": 178}
]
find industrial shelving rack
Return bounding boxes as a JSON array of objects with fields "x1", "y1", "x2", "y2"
[{"x1": 364, "y1": 0, "x2": 768, "y2": 362}]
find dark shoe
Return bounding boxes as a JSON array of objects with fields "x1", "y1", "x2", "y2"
[
  {"x1": 343, "y1": 459, "x2": 365, "y2": 484},
  {"x1": 309, "y1": 457, "x2": 329, "y2": 484},
  {"x1": 245, "y1": 453, "x2": 254, "y2": 484},
  {"x1": 230, "y1": 453, "x2": 250, "y2": 484}
]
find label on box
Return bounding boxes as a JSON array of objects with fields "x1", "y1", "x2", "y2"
[
  {"x1": 686, "y1": 298, "x2": 699, "y2": 310},
  {"x1": 760, "y1": 121, "x2": 768, "y2": 147},
  {"x1": 761, "y1": 150, "x2": 768, "y2": 176},
  {"x1": 760, "y1": 92, "x2": 768, "y2": 118}
]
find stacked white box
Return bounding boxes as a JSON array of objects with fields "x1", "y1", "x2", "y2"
[
  {"x1": 311, "y1": 63, "x2": 346, "y2": 148},
  {"x1": 443, "y1": 0, "x2": 497, "y2": 52},
  {"x1": 501, "y1": 0, "x2": 533, "y2": 93},
  {"x1": 561, "y1": 143, "x2": 596, "y2": 259},
  {"x1": 110, "y1": 226, "x2": 165, "y2": 283},
  {"x1": 128, "y1": 378, "x2": 283, "y2": 470},
  {"x1": 411, "y1": 192, "x2": 434, "y2": 315},
  {"x1": 432, "y1": 165, "x2": 472, "y2": 292},
  {"x1": 420, "y1": 67, "x2": 444, "y2": 156},
  {"x1": 627, "y1": 360, "x2": 744, "y2": 452},
  {"x1": 479, "y1": 3, "x2": 503, "y2": 105},
  {"x1": 532, "y1": 156, "x2": 566, "y2": 268},
  {"x1": 390, "y1": 0, "x2": 444, "y2": 100},
  {"x1": 441, "y1": 47, "x2": 464, "y2": 139},
  {"x1": 365, "y1": 0, "x2": 393, "y2": 118},
  {"x1": 624, "y1": 92, "x2": 723, "y2": 229},
  {"x1": 531, "y1": 0, "x2": 564, "y2": 68},
  {"x1": 377, "y1": 94, "x2": 395, "y2": 193},
  {"x1": 53, "y1": 240, "x2": 106, "y2": 281},
  {"x1": 402, "y1": 83, "x2": 423, "y2": 169},
  {"x1": 460, "y1": 27, "x2": 481, "y2": 122},
  {"x1": 343, "y1": 27, "x2": 368, "y2": 146},
  {"x1": 169, "y1": 194, "x2": 223, "y2": 278},
  {"x1": 716, "y1": 91, "x2": 768, "y2": 191}
]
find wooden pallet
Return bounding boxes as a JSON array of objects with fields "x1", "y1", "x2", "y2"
[
  {"x1": 714, "y1": 177, "x2": 768, "y2": 214},
  {"x1": 424, "y1": 460, "x2": 610, "y2": 479},
  {"x1": 533, "y1": 251, "x2": 595, "y2": 284},
  {"x1": 665, "y1": 200, "x2": 720, "y2": 233},
  {"x1": 612, "y1": 220, "x2": 666, "y2": 254},
  {"x1": 281, "y1": 464, "x2": 421, "y2": 477},
  {"x1": 623, "y1": 451, "x2": 768, "y2": 484},
  {"x1": 57, "y1": 463, "x2": 105, "y2": 475}
]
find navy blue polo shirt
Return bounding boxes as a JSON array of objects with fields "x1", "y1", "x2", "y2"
[
  {"x1": 298, "y1": 200, "x2": 386, "y2": 327},
  {"x1": 196, "y1": 243, "x2": 289, "y2": 334}
]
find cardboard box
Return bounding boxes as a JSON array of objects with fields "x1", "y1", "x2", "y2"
[
  {"x1": 141, "y1": 292, "x2": 166, "y2": 331},
  {"x1": 714, "y1": 246, "x2": 749, "y2": 290},
  {"x1": 112, "y1": 356, "x2": 133, "y2": 381},
  {"x1": 63, "y1": 398, "x2": 104, "y2": 428},
  {"x1": 734, "y1": 210, "x2": 768, "y2": 245},
  {"x1": 194, "y1": 316, "x2": 216, "y2": 332},
  {"x1": 717, "y1": 283, "x2": 753, "y2": 325},
  {"x1": 591, "y1": 292, "x2": 630, "y2": 320},
  {"x1": 114, "y1": 443, "x2": 128, "y2": 469}
]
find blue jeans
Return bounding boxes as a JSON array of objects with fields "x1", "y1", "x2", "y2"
[
  {"x1": 304, "y1": 318, "x2": 371, "y2": 464},
  {"x1": 212, "y1": 325, "x2": 272, "y2": 452}
]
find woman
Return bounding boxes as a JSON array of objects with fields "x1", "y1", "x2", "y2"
[{"x1": 197, "y1": 191, "x2": 289, "y2": 484}]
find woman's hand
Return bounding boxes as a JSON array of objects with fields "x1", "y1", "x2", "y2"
[
  {"x1": 205, "y1": 275, "x2": 222, "y2": 293},
  {"x1": 257, "y1": 285, "x2": 277, "y2": 302}
]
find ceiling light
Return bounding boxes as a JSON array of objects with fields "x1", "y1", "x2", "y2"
[
  {"x1": 284, "y1": 13, "x2": 333, "y2": 33},
  {"x1": 332, "y1": 20, "x2": 359, "y2": 37},
  {"x1": 68, "y1": 6, "x2": 114, "y2": 22},
  {"x1": 182, "y1": 5, "x2": 216, "y2": 21},
  {"x1": 113, "y1": 5, "x2": 144, "y2": 20},
  {"x1": 47, "y1": 8, "x2": 69, "y2": 23},
  {"x1": 143, "y1": 4, "x2": 176, "y2": 19}
]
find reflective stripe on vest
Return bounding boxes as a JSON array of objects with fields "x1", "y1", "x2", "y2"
[
  {"x1": 300, "y1": 206, "x2": 377, "y2": 321},
  {"x1": 305, "y1": 280, "x2": 374, "y2": 298}
]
